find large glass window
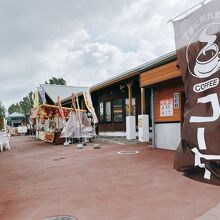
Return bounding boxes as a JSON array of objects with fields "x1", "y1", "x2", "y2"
[
  {"x1": 105, "y1": 101, "x2": 111, "y2": 122},
  {"x1": 125, "y1": 98, "x2": 136, "y2": 116},
  {"x1": 99, "y1": 102, "x2": 104, "y2": 122},
  {"x1": 113, "y1": 99, "x2": 123, "y2": 122}
]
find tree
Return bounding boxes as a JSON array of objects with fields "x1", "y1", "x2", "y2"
[
  {"x1": 19, "y1": 92, "x2": 34, "y2": 115},
  {"x1": 8, "y1": 77, "x2": 67, "y2": 116},
  {"x1": 8, "y1": 103, "x2": 21, "y2": 115},
  {"x1": 0, "y1": 101, "x2": 6, "y2": 117},
  {"x1": 45, "y1": 77, "x2": 66, "y2": 85}
]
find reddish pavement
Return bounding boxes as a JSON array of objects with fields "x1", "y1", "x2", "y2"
[{"x1": 0, "y1": 136, "x2": 220, "y2": 220}]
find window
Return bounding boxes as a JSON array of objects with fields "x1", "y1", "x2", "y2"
[
  {"x1": 105, "y1": 101, "x2": 111, "y2": 122},
  {"x1": 113, "y1": 99, "x2": 123, "y2": 122},
  {"x1": 125, "y1": 98, "x2": 136, "y2": 116},
  {"x1": 99, "y1": 102, "x2": 104, "y2": 122}
]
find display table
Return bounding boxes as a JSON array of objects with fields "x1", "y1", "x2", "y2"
[
  {"x1": 44, "y1": 131, "x2": 55, "y2": 143},
  {"x1": 18, "y1": 126, "x2": 27, "y2": 134},
  {"x1": 44, "y1": 131, "x2": 63, "y2": 144}
]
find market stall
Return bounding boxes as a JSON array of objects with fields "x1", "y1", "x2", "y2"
[{"x1": 31, "y1": 104, "x2": 83, "y2": 144}]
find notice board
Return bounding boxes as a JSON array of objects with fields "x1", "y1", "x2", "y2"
[{"x1": 160, "y1": 99, "x2": 173, "y2": 117}]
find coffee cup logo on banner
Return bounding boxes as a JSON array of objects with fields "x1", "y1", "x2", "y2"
[{"x1": 187, "y1": 23, "x2": 220, "y2": 78}]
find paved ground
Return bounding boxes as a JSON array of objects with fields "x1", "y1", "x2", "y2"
[{"x1": 0, "y1": 136, "x2": 220, "y2": 220}]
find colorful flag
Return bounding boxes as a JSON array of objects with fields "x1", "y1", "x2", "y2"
[
  {"x1": 173, "y1": 0, "x2": 220, "y2": 182},
  {"x1": 38, "y1": 85, "x2": 46, "y2": 104}
]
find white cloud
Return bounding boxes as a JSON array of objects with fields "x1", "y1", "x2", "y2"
[{"x1": 0, "y1": 0, "x2": 203, "y2": 109}]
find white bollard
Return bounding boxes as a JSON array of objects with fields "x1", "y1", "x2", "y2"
[
  {"x1": 126, "y1": 116, "x2": 136, "y2": 140},
  {"x1": 138, "y1": 115, "x2": 149, "y2": 142}
]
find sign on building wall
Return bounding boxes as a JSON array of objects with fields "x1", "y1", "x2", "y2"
[
  {"x1": 138, "y1": 118, "x2": 142, "y2": 128},
  {"x1": 174, "y1": 93, "x2": 179, "y2": 109},
  {"x1": 160, "y1": 99, "x2": 173, "y2": 117},
  {"x1": 173, "y1": 0, "x2": 220, "y2": 182}
]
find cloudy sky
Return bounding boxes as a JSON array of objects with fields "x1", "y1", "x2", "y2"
[{"x1": 0, "y1": 0, "x2": 202, "y2": 108}]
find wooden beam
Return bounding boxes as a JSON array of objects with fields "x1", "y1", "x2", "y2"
[
  {"x1": 81, "y1": 99, "x2": 85, "y2": 110},
  {"x1": 126, "y1": 80, "x2": 134, "y2": 116},
  {"x1": 141, "y1": 87, "x2": 145, "y2": 115},
  {"x1": 140, "y1": 61, "x2": 181, "y2": 87}
]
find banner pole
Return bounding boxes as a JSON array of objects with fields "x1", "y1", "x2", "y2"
[
  {"x1": 75, "y1": 94, "x2": 82, "y2": 142},
  {"x1": 167, "y1": 0, "x2": 209, "y2": 23}
]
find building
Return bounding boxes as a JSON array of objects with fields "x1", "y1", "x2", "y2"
[
  {"x1": 62, "y1": 51, "x2": 184, "y2": 150},
  {"x1": 7, "y1": 112, "x2": 26, "y2": 127}
]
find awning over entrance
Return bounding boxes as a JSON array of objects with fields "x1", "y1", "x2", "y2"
[{"x1": 140, "y1": 61, "x2": 181, "y2": 87}]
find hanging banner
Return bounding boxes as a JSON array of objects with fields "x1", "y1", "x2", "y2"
[
  {"x1": 173, "y1": 0, "x2": 220, "y2": 182},
  {"x1": 38, "y1": 85, "x2": 46, "y2": 104},
  {"x1": 75, "y1": 94, "x2": 82, "y2": 129},
  {"x1": 57, "y1": 96, "x2": 65, "y2": 124},
  {"x1": 71, "y1": 93, "x2": 76, "y2": 112},
  {"x1": 33, "y1": 90, "x2": 39, "y2": 108},
  {"x1": 83, "y1": 89, "x2": 98, "y2": 124}
]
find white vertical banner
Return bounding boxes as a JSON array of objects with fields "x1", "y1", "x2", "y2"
[
  {"x1": 83, "y1": 89, "x2": 98, "y2": 124},
  {"x1": 33, "y1": 89, "x2": 39, "y2": 108}
]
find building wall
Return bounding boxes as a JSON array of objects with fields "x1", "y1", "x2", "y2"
[
  {"x1": 153, "y1": 78, "x2": 184, "y2": 150},
  {"x1": 139, "y1": 59, "x2": 184, "y2": 148},
  {"x1": 92, "y1": 77, "x2": 142, "y2": 133},
  {"x1": 140, "y1": 61, "x2": 181, "y2": 87},
  {"x1": 154, "y1": 79, "x2": 184, "y2": 123},
  {"x1": 92, "y1": 62, "x2": 184, "y2": 146},
  {"x1": 155, "y1": 123, "x2": 181, "y2": 150}
]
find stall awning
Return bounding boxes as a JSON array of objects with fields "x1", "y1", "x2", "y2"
[{"x1": 31, "y1": 104, "x2": 85, "y2": 119}]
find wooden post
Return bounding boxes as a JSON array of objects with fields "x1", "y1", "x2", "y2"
[
  {"x1": 151, "y1": 88, "x2": 155, "y2": 148},
  {"x1": 126, "y1": 80, "x2": 134, "y2": 116},
  {"x1": 81, "y1": 99, "x2": 85, "y2": 110},
  {"x1": 36, "y1": 117, "x2": 39, "y2": 140},
  {"x1": 141, "y1": 87, "x2": 145, "y2": 115}
]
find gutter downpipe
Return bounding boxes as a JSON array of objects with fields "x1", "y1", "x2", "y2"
[{"x1": 151, "y1": 88, "x2": 155, "y2": 148}]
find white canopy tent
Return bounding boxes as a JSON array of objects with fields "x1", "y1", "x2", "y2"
[{"x1": 61, "y1": 111, "x2": 96, "y2": 140}]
